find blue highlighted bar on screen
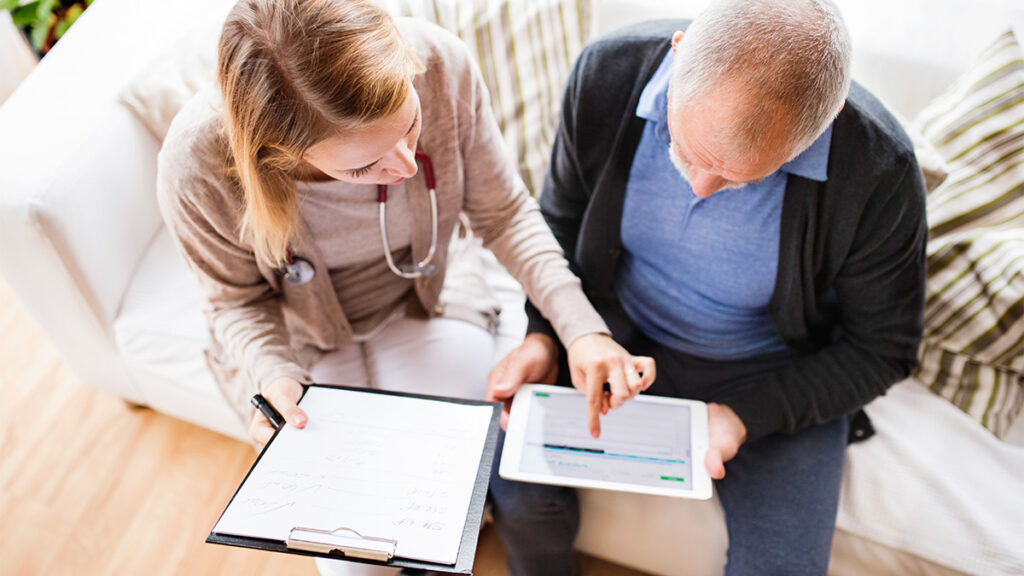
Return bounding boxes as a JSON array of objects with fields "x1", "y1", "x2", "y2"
[{"x1": 542, "y1": 444, "x2": 685, "y2": 465}]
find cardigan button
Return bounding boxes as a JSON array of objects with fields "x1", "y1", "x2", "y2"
[{"x1": 433, "y1": 303, "x2": 446, "y2": 315}]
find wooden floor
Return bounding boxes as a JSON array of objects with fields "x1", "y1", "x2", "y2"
[{"x1": 0, "y1": 279, "x2": 648, "y2": 576}]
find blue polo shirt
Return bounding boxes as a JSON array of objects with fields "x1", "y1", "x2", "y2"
[{"x1": 616, "y1": 51, "x2": 833, "y2": 361}]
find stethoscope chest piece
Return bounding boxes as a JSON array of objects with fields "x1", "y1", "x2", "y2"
[
  {"x1": 283, "y1": 257, "x2": 315, "y2": 285},
  {"x1": 402, "y1": 262, "x2": 437, "y2": 278},
  {"x1": 280, "y1": 150, "x2": 439, "y2": 286}
]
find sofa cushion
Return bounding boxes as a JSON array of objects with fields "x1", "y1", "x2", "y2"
[
  {"x1": 111, "y1": 228, "x2": 213, "y2": 396},
  {"x1": 575, "y1": 488, "x2": 727, "y2": 575},
  {"x1": 833, "y1": 378, "x2": 1024, "y2": 576},
  {"x1": 117, "y1": 13, "x2": 226, "y2": 141},
  {"x1": 119, "y1": 0, "x2": 594, "y2": 196},
  {"x1": 911, "y1": 29, "x2": 1024, "y2": 438}
]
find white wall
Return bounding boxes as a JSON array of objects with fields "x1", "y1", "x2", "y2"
[
  {"x1": 595, "y1": 0, "x2": 1020, "y2": 120},
  {"x1": 0, "y1": 13, "x2": 36, "y2": 106}
]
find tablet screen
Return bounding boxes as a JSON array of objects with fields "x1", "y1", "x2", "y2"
[{"x1": 518, "y1": 389, "x2": 695, "y2": 492}]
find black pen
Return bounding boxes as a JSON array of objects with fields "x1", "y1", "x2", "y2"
[{"x1": 251, "y1": 394, "x2": 285, "y2": 430}]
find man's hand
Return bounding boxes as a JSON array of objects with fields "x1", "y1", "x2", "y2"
[
  {"x1": 487, "y1": 333, "x2": 561, "y2": 429},
  {"x1": 249, "y1": 376, "x2": 307, "y2": 448},
  {"x1": 567, "y1": 334, "x2": 655, "y2": 438},
  {"x1": 704, "y1": 402, "x2": 747, "y2": 480}
]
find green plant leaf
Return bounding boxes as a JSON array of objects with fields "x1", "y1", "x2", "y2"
[
  {"x1": 34, "y1": 0, "x2": 55, "y2": 20},
  {"x1": 10, "y1": 2, "x2": 40, "y2": 27},
  {"x1": 54, "y1": 3, "x2": 82, "y2": 38},
  {"x1": 0, "y1": 0, "x2": 21, "y2": 12},
  {"x1": 28, "y1": 13, "x2": 51, "y2": 51}
]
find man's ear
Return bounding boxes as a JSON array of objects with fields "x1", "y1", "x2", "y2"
[{"x1": 672, "y1": 31, "x2": 684, "y2": 53}]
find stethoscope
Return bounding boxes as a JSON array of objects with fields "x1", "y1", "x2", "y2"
[{"x1": 283, "y1": 150, "x2": 439, "y2": 286}]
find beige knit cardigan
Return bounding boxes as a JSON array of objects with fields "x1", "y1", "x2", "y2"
[{"x1": 157, "y1": 19, "x2": 608, "y2": 426}]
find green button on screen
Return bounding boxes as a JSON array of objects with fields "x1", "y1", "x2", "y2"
[{"x1": 660, "y1": 475, "x2": 686, "y2": 482}]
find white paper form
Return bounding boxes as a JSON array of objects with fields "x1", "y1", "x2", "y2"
[{"x1": 213, "y1": 387, "x2": 493, "y2": 565}]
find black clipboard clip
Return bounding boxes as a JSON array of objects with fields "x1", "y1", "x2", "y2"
[{"x1": 286, "y1": 526, "x2": 398, "y2": 562}]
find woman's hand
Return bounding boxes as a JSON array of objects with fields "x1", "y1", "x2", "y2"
[
  {"x1": 487, "y1": 333, "x2": 561, "y2": 429},
  {"x1": 567, "y1": 334, "x2": 656, "y2": 438},
  {"x1": 249, "y1": 376, "x2": 307, "y2": 447},
  {"x1": 704, "y1": 402, "x2": 747, "y2": 480}
]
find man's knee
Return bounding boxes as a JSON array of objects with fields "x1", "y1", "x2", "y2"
[
  {"x1": 488, "y1": 475, "x2": 581, "y2": 576},
  {"x1": 489, "y1": 474, "x2": 579, "y2": 521}
]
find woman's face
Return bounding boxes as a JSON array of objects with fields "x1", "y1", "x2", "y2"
[{"x1": 300, "y1": 87, "x2": 422, "y2": 185}]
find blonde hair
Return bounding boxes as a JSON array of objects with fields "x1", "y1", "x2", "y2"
[{"x1": 218, "y1": 0, "x2": 424, "y2": 268}]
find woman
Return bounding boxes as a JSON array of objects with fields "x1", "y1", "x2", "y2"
[{"x1": 158, "y1": 0, "x2": 653, "y2": 573}]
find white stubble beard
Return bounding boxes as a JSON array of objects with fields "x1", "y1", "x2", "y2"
[{"x1": 666, "y1": 143, "x2": 745, "y2": 193}]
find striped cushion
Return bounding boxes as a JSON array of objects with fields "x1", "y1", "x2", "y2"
[
  {"x1": 912, "y1": 29, "x2": 1024, "y2": 438},
  {"x1": 380, "y1": 0, "x2": 593, "y2": 195}
]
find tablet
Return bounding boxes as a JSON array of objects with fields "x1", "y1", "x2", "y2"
[{"x1": 499, "y1": 384, "x2": 712, "y2": 500}]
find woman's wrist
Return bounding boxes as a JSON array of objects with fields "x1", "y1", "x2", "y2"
[{"x1": 523, "y1": 332, "x2": 558, "y2": 359}]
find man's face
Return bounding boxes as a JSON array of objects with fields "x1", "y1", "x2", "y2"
[
  {"x1": 666, "y1": 141, "x2": 749, "y2": 194},
  {"x1": 665, "y1": 88, "x2": 794, "y2": 198},
  {"x1": 666, "y1": 30, "x2": 796, "y2": 198}
]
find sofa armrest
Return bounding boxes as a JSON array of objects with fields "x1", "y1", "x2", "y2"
[{"x1": 0, "y1": 0, "x2": 211, "y2": 402}]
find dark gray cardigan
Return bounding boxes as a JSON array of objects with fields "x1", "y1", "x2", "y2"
[{"x1": 526, "y1": 20, "x2": 928, "y2": 442}]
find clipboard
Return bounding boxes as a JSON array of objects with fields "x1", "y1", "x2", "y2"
[{"x1": 206, "y1": 384, "x2": 501, "y2": 574}]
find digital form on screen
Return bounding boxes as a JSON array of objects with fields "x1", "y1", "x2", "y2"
[{"x1": 519, "y1": 390, "x2": 694, "y2": 490}]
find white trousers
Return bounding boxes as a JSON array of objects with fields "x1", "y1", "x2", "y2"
[{"x1": 311, "y1": 313, "x2": 496, "y2": 398}]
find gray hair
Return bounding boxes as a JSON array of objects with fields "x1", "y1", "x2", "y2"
[{"x1": 669, "y1": 0, "x2": 852, "y2": 157}]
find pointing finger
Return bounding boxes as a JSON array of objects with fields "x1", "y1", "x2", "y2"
[{"x1": 585, "y1": 365, "x2": 605, "y2": 438}]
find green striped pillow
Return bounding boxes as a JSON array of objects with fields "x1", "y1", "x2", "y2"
[
  {"x1": 912, "y1": 30, "x2": 1024, "y2": 438},
  {"x1": 381, "y1": 0, "x2": 593, "y2": 195}
]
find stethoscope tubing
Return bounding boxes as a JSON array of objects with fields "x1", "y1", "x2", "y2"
[
  {"x1": 284, "y1": 150, "x2": 439, "y2": 285},
  {"x1": 378, "y1": 150, "x2": 438, "y2": 279}
]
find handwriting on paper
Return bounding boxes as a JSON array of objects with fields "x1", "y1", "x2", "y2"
[{"x1": 212, "y1": 388, "x2": 492, "y2": 565}]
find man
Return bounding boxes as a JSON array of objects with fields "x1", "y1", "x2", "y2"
[{"x1": 486, "y1": 0, "x2": 927, "y2": 574}]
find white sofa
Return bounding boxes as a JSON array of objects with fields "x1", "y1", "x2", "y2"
[{"x1": 1, "y1": 0, "x2": 1022, "y2": 574}]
